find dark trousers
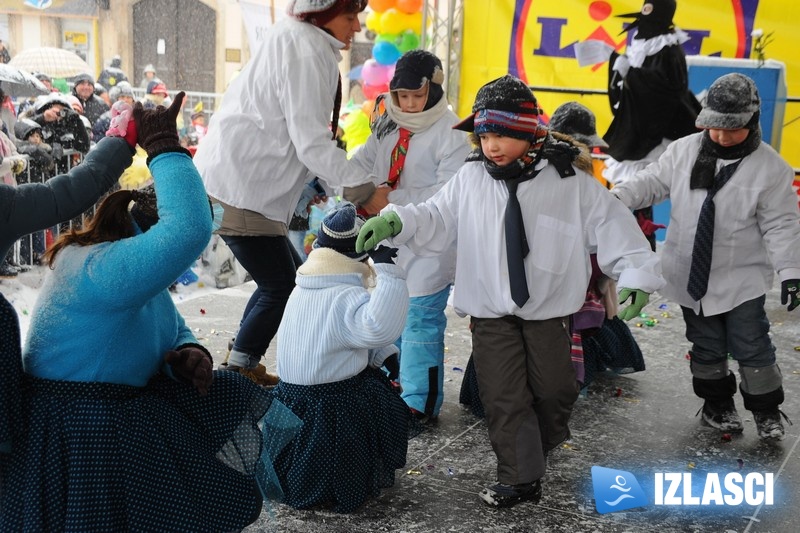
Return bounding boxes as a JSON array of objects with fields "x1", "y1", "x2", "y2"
[
  {"x1": 471, "y1": 315, "x2": 578, "y2": 485},
  {"x1": 221, "y1": 235, "x2": 302, "y2": 359},
  {"x1": 682, "y1": 295, "x2": 782, "y2": 406}
]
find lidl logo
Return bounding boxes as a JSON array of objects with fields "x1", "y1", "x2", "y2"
[{"x1": 591, "y1": 466, "x2": 648, "y2": 514}]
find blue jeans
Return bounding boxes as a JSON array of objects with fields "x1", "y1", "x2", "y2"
[
  {"x1": 398, "y1": 285, "x2": 450, "y2": 416},
  {"x1": 221, "y1": 235, "x2": 302, "y2": 359},
  {"x1": 681, "y1": 295, "x2": 776, "y2": 370}
]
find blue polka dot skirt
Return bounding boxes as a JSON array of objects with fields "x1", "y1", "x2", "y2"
[
  {"x1": 0, "y1": 366, "x2": 302, "y2": 532},
  {"x1": 270, "y1": 367, "x2": 411, "y2": 513},
  {"x1": 0, "y1": 295, "x2": 23, "y2": 457}
]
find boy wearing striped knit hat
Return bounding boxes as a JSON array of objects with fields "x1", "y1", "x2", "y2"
[{"x1": 356, "y1": 75, "x2": 664, "y2": 507}]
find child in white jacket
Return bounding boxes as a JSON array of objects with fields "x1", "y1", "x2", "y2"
[
  {"x1": 346, "y1": 50, "x2": 470, "y2": 423},
  {"x1": 272, "y1": 202, "x2": 411, "y2": 513}
]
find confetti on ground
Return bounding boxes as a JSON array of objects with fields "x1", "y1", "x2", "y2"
[
  {"x1": 737, "y1": 458, "x2": 744, "y2": 469},
  {"x1": 614, "y1": 388, "x2": 622, "y2": 397},
  {"x1": 688, "y1": 462, "x2": 696, "y2": 469},
  {"x1": 200, "y1": 308, "x2": 206, "y2": 314},
  {"x1": 406, "y1": 469, "x2": 421, "y2": 475},
  {"x1": 721, "y1": 433, "x2": 732, "y2": 442},
  {"x1": 452, "y1": 367, "x2": 463, "y2": 372},
  {"x1": 658, "y1": 303, "x2": 668, "y2": 309}
]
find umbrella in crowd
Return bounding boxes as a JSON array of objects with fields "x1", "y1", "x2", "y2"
[
  {"x1": 0, "y1": 63, "x2": 50, "y2": 97},
  {"x1": 8, "y1": 46, "x2": 92, "y2": 79}
]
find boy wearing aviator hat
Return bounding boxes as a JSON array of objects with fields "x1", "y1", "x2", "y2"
[
  {"x1": 612, "y1": 73, "x2": 800, "y2": 441},
  {"x1": 356, "y1": 74, "x2": 663, "y2": 507},
  {"x1": 345, "y1": 49, "x2": 470, "y2": 424}
]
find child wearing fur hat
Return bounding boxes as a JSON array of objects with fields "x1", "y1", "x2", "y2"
[
  {"x1": 1, "y1": 95, "x2": 301, "y2": 531},
  {"x1": 357, "y1": 74, "x2": 664, "y2": 507},
  {"x1": 611, "y1": 72, "x2": 800, "y2": 441},
  {"x1": 344, "y1": 49, "x2": 470, "y2": 423},
  {"x1": 270, "y1": 201, "x2": 412, "y2": 513}
]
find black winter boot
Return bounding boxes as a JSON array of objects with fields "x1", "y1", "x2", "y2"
[
  {"x1": 693, "y1": 372, "x2": 743, "y2": 433},
  {"x1": 740, "y1": 386, "x2": 791, "y2": 441}
]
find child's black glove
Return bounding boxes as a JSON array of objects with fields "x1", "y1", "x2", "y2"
[
  {"x1": 781, "y1": 279, "x2": 800, "y2": 311},
  {"x1": 383, "y1": 353, "x2": 400, "y2": 381},
  {"x1": 165, "y1": 344, "x2": 213, "y2": 395},
  {"x1": 368, "y1": 245, "x2": 398, "y2": 265}
]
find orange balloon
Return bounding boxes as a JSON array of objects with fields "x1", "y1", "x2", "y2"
[
  {"x1": 368, "y1": 0, "x2": 396, "y2": 13},
  {"x1": 396, "y1": 0, "x2": 422, "y2": 14}
]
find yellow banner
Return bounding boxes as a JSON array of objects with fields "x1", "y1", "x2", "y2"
[{"x1": 459, "y1": 0, "x2": 800, "y2": 168}]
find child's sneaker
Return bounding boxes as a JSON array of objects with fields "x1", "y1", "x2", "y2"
[
  {"x1": 752, "y1": 409, "x2": 792, "y2": 441},
  {"x1": 479, "y1": 479, "x2": 542, "y2": 508},
  {"x1": 699, "y1": 398, "x2": 743, "y2": 433}
]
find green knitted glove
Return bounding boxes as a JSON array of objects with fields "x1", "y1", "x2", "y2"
[
  {"x1": 356, "y1": 211, "x2": 403, "y2": 252},
  {"x1": 617, "y1": 288, "x2": 650, "y2": 321}
]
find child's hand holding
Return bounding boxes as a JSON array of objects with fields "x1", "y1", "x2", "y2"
[
  {"x1": 617, "y1": 288, "x2": 650, "y2": 321},
  {"x1": 106, "y1": 101, "x2": 138, "y2": 150},
  {"x1": 781, "y1": 280, "x2": 800, "y2": 312},
  {"x1": 356, "y1": 212, "x2": 403, "y2": 252}
]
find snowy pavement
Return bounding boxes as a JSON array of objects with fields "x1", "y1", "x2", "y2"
[{"x1": 4, "y1": 265, "x2": 799, "y2": 532}]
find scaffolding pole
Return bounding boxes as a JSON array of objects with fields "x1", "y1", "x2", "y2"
[{"x1": 421, "y1": 0, "x2": 465, "y2": 109}]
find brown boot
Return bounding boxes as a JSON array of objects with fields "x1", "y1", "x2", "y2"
[{"x1": 234, "y1": 364, "x2": 280, "y2": 388}]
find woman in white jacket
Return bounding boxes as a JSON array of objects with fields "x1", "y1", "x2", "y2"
[{"x1": 193, "y1": 0, "x2": 383, "y2": 384}]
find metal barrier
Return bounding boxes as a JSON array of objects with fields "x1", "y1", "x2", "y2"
[{"x1": 14, "y1": 149, "x2": 88, "y2": 267}]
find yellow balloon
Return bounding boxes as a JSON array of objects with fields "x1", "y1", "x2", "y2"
[
  {"x1": 408, "y1": 11, "x2": 423, "y2": 33},
  {"x1": 365, "y1": 10, "x2": 383, "y2": 33},
  {"x1": 380, "y1": 8, "x2": 406, "y2": 35},
  {"x1": 381, "y1": 8, "x2": 424, "y2": 34}
]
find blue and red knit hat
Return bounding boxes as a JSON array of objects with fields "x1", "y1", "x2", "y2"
[{"x1": 453, "y1": 75, "x2": 542, "y2": 141}]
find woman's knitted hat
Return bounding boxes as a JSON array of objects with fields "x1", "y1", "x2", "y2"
[
  {"x1": 453, "y1": 75, "x2": 542, "y2": 141},
  {"x1": 695, "y1": 73, "x2": 761, "y2": 130},
  {"x1": 288, "y1": 0, "x2": 367, "y2": 27},
  {"x1": 313, "y1": 201, "x2": 368, "y2": 261}
]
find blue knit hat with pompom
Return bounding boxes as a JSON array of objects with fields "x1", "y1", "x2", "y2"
[{"x1": 313, "y1": 202, "x2": 368, "y2": 261}]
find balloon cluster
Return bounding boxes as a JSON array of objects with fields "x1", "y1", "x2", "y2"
[{"x1": 361, "y1": 0, "x2": 424, "y2": 100}]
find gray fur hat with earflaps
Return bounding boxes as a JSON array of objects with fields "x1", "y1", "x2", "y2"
[{"x1": 695, "y1": 73, "x2": 761, "y2": 131}]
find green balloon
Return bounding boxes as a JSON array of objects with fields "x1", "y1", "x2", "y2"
[
  {"x1": 375, "y1": 33, "x2": 400, "y2": 44},
  {"x1": 398, "y1": 31, "x2": 420, "y2": 53}
]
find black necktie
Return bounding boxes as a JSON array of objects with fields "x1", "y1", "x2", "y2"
[
  {"x1": 686, "y1": 159, "x2": 742, "y2": 301},
  {"x1": 505, "y1": 177, "x2": 532, "y2": 307}
]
